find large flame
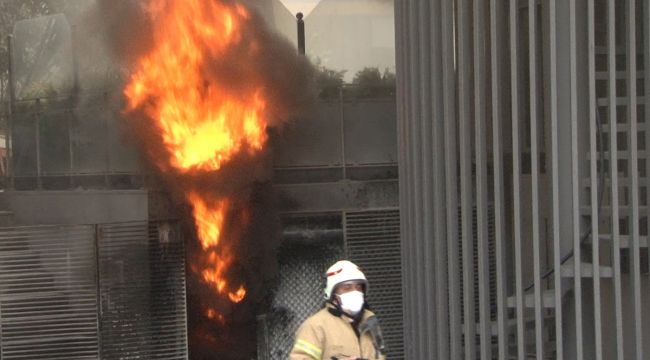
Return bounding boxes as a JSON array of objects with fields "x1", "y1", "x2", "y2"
[
  {"x1": 124, "y1": 0, "x2": 271, "y2": 315},
  {"x1": 125, "y1": 1, "x2": 267, "y2": 172},
  {"x1": 188, "y1": 192, "x2": 245, "y2": 302}
]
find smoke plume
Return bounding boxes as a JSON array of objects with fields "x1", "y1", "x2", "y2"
[{"x1": 84, "y1": 0, "x2": 316, "y2": 358}]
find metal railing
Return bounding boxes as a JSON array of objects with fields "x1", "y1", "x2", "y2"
[
  {"x1": 7, "y1": 94, "x2": 143, "y2": 191},
  {"x1": 4, "y1": 87, "x2": 398, "y2": 190}
]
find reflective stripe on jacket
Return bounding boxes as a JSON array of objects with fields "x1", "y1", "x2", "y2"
[{"x1": 289, "y1": 307, "x2": 385, "y2": 360}]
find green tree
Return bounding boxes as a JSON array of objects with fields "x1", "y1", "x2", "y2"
[
  {"x1": 381, "y1": 68, "x2": 396, "y2": 87},
  {"x1": 351, "y1": 67, "x2": 395, "y2": 98},
  {"x1": 352, "y1": 67, "x2": 382, "y2": 87},
  {"x1": 314, "y1": 62, "x2": 346, "y2": 99}
]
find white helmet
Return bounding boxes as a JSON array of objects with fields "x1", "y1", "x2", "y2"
[{"x1": 324, "y1": 260, "x2": 368, "y2": 299}]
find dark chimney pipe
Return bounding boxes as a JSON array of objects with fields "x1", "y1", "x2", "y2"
[{"x1": 296, "y1": 12, "x2": 305, "y2": 55}]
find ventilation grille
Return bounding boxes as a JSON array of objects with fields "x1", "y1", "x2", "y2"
[
  {"x1": 0, "y1": 225, "x2": 99, "y2": 360},
  {"x1": 345, "y1": 209, "x2": 403, "y2": 360},
  {"x1": 458, "y1": 205, "x2": 497, "y2": 324},
  {"x1": 0, "y1": 221, "x2": 188, "y2": 359},
  {"x1": 261, "y1": 241, "x2": 343, "y2": 360},
  {"x1": 147, "y1": 221, "x2": 189, "y2": 359},
  {"x1": 98, "y1": 221, "x2": 188, "y2": 360}
]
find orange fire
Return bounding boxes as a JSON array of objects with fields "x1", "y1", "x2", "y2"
[
  {"x1": 124, "y1": 0, "x2": 267, "y2": 172},
  {"x1": 206, "y1": 308, "x2": 226, "y2": 324},
  {"x1": 124, "y1": 0, "x2": 270, "y2": 314},
  {"x1": 189, "y1": 193, "x2": 227, "y2": 250},
  {"x1": 228, "y1": 286, "x2": 247, "y2": 303},
  {"x1": 189, "y1": 194, "x2": 245, "y2": 302}
]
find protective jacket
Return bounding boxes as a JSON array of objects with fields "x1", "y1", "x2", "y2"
[{"x1": 290, "y1": 305, "x2": 385, "y2": 360}]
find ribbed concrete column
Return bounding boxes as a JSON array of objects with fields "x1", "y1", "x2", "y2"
[
  {"x1": 398, "y1": 1, "x2": 650, "y2": 358},
  {"x1": 396, "y1": 1, "x2": 456, "y2": 358}
]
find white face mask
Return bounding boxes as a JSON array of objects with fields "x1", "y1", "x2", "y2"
[{"x1": 337, "y1": 290, "x2": 365, "y2": 315}]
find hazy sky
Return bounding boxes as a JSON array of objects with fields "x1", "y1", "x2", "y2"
[{"x1": 279, "y1": 0, "x2": 320, "y2": 16}]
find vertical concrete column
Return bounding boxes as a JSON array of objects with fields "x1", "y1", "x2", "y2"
[{"x1": 395, "y1": 1, "x2": 455, "y2": 358}]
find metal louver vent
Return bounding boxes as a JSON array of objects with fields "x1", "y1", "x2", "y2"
[
  {"x1": 98, "y1": 221, "x2": 188, "y2": 360},
  {"x1": 458, "y1": 206, "x2": 497, "y2": 322},
  {"x1": 261, "y1": 240, "x2": 344, "y2": 360},
  {"x1": 146, "y1": 221, "x2": 189, "y2": 359},
  {"x1": 0, "y1": 225, "x2": 99, "y2": 360},
  {"x1": 345, "y1": 209, "x2": 403, "y2": 360}
]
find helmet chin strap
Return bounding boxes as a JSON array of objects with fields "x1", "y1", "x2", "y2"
[{"x1": 326, "y1": 298, "x2": 343, "y2": 317}]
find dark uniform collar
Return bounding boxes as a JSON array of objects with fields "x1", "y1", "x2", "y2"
[{"x1": 325, "y1": 301, "x2": 371, "y2": 322}]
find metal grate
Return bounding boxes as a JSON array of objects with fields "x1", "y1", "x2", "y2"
[
  {"x1": 261, "y1": 240, "x2": 343, "y2": 360},
  {"x1": 146, "y1": 221, "x2": 189, "y2": 359},
  {"x1": 0, "y1": 225, "x2": 99, "y2": 360},
  {"x1": 458, "y1": 206, "x2": 497, "y2": 322},
  {"x1": 345, "y1": 209, "x2": 403, "y2": 360},
  {"x1": 0, "y1": 221, "x2": 188, "y2": 360},
  {"x1": 98, "y1": 221, "x2": 188, "y2": 360}
]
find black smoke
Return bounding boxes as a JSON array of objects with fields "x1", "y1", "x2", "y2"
[{"x1": 84, "y1": 0, "x2": 316, "y2": 358}]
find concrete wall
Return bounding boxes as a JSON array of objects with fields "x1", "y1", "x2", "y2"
[
  {"x1": 273, "y1": 100, "x2": 397, "y2": 168},
  {"x1": 0, "y1": 190, "x2": 148, "y2": 225},
  {"x1": 276, "y1": 180, "x2": 398, "y2": 213}
]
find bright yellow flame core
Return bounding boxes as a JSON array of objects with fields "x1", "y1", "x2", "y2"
[
  {"x1": 124, "y1": 0, "x2": 259, "y2": 309},
  {"x1": 189, "y1": 194, "x2": 247, "y2": 304},
  {"x1": 124, "y1": 1, "x2": 267, "y2": 172},
  {"x1": 189, "y1": 193, "x2": 227, "y2": 250},
  {"x1": 228, "y1": 286, "x2": 247, "y2": 303}
]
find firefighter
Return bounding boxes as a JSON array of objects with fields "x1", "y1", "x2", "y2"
[{"x1": 289, "y1": 260, "x2": 385, "y2": 360}]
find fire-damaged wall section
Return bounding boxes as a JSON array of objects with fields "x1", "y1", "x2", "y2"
[
  {"x1": 98, "y1": 221, "x2": 188, "y2": 359},
  {"x1": 82, "y1": 0, "x2": 317, "y2": 358},
  {"x1": 258, "y1": 216, "x2": 344, "y2": 359},
  {"x1": 262, "y1": 90, "x2": 402, "y2": 359},
  {"x1": 258, "y1": 209, "x2": 404, "y2": 360}
]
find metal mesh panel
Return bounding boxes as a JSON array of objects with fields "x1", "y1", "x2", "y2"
[
  {"x1": 146, "y1": 221, "x2": 189, "y2": 359},
  {"x1": 98, "y1": 221, "x2": 188, "y2": 359},
  {"x1": 345, "y1": 209, "x2": 403, "y2": 360},
  {"x1": 458, "y1": 206, "x2": 497, "y2": 318},
  {"x1": 0, "y1": 225, "x2": 99, "y2": 360},
  {"x1": 261, "y1": 240, "x2": 343, "y2": 360}
]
